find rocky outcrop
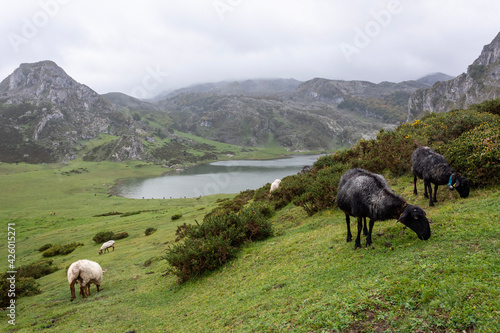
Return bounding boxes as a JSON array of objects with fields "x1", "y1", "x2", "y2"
[
  {"x1": 0, "y1": 61, "x2": 138, "y2": 162},
  {"x1": 83, "y1": 135, "x2": 145, "y2": 162},
  {"x1": 408, "y1": 32, "x2": 500, "y2": 119}
]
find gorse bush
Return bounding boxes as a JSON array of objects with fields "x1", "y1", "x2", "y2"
[
  {"x1": 171, "y1": 213, "x2": 182, "y2": 221},
  {"x1": 165, "y1": 202, "x2": 274, "y2": 283},
  {"x1": 445, "y1": 121, "x2": 500, "y2": 186},
  {"x1": 17, "y1": 259, "x2": 58, "y2": 279},
  {"x1": 145, "y1": 227, "x2": 157, "y2": 236},
  {"x1": 0, "y1": 259, "x2": 58, "y2": 307},
  {"x1": 93, "y1": 231, "x2": 115, "y2": 243},
  {"x1": 113, "y1": 231, "x2": 129, "y2": 240},
  {"x1": 42, "y1": 242, "x2": 84, "y2": 257},
  {"x1": 38, "y1": 243, "x2": 53, "y2": 252},
  {"x1": 0, "y1": 277, "x2": 41, "y2": 308}
]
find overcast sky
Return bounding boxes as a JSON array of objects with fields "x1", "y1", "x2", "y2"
[{"x1": 1, "y1": 0, "x2": 499, "y2": 98}]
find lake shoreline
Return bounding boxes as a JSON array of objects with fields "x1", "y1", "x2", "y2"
[{"x1": 113, "y1": 154, "x2": 324, "y2": 199}]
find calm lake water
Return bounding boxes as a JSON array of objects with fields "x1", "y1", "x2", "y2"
[{"x1": 115, "y1": 154, "x2": 322, "y2": 199}]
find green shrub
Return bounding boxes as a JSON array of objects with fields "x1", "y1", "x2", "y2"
[
  {"x1": 0, "y1": 277, "x2": 41, "y2": 307},
  {"x1": 93, "y1": 231, "x2": 115, "y2": 243},
  {"x1": 445, "y1": 122, "x2": 500, "y2": 186},
  {"x1": 114, "y1": 231, "x2": 129, "y2": 240},
  {"x1": 171, "y1": 214, "x2": 182, "y2": 221},
  {"x1": 42, "y1": 242, "x2": 84, "y2": 257},
  {"x1": 17, "y1": 259, "x2": 58, "y2": 279},
  {"x1": 293, "y1": 163, "x2": 348, "y2": 216},
  {"x1": 470, "y1": 98, "x2": 500, "y2": 115},
  {"x1": 0, "y1": 260, "x2": 58, "y2": 307},
  {"x1": 37, "y1": 243, "x2": 53, "y2": 252},
  {"x1": 165, "y1": 202, "x2": 274, "y2": 283},
  {"x1": 145, "y1": 227, "x2": 157, "y2": 236}
]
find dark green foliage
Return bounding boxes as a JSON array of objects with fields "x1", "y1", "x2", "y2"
[
  {"x1": 0, "y1": 260, "x2": 59, "y2": 307},
  {"x1": 205, "y1": 190, "x2": 255, "y2": 219},
  {"x1": 120, "y1": 211, "x2": 142, "y2": 217},
  {"x1": 93, "y1": 231, "x2": 115, "y2": 243},
  {"x1": 132, "y1": 113, "x2": 142, "y2": 121},
  {"x1": 38, "y1": 243, "x2": 53, "y2": 252},
  {"x1": 145, "y1": 227, "x2": 157, "y2": 236},
  {"x1": 42, "y1": 242, "x2": 84, "y2": 257},
  {"x1": 114, "y1": 231, "x2": 129, "y2": 240},
  {"x1": 17, "y1": 259, "x2": 58, "y2": 279},
  {"x1": 165, "y1": 203, "x2": 274, "y2": 283},
  {"x1": 0, "y1": 277, "x2": 41, "y2": 308},
  {"x1": 292, "y1": 163, "x2": 348, "y2": 216},
  {"x1": 93, "y1": 211, "x2": 122, "y2": 217},
  {"x1": 445, "y1": 122, "x2": 500, "y2": 186},
  {"x1": 171, "y1": 213, "x2": 183, "y2": 221},
  {"x1": 470, "y1": 98, "x2": 500, "y2": 116},
  {"x1": 60, "y1": 168, "x2": 88, "y2": 176}
]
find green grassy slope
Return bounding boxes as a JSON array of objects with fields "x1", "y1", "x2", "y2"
[{"x1": 0, "y1": 161, "x2": 498, "y2": 332}]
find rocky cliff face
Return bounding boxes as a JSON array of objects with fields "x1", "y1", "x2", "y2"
[
  {"x1": 408, "y1": 32, "x2": 500, "y2": 119},
  {"x1": 0, "y1": 61, "x2": 138, "y2": 162}
]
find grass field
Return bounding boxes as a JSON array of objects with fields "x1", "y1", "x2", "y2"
[{"x1": 0, "y1": 161, "x2": 499, "y2": 332}]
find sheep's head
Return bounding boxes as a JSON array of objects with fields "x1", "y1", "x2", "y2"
[
  {"x1": 450, "y1": 173, "x2": 470, "y2": 198},
  {"x1": 397, "y1": 204, "x2": 431, "y2": 241},
  {"x1": 98, "y1": 250, "x2": 102, "y2": 255}
]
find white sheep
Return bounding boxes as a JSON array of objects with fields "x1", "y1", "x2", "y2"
[
  {"x1": 67, "y1": 259, "x2": 104, "y2": 301},
  {"x1": 98, "y1": 240, "x2": 115, "y2": 255},
  {"x1": 269, "y1": 179, "x2": 281, "y2": 194}
]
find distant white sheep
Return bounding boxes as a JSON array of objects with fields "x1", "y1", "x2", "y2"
[
  {"x1": 98, "y1": 240, "x2": 115, "y2": 255},
  {"x1": 67, "y1": 259, "x2": 104, "y2": 301},
  {"x1": 269, "y1": 179, "x2": 281, "y2": 194}
]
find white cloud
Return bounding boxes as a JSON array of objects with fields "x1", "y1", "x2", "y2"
[{"x1": 1, "y1": 0, "x2": 499, "y2": 97}]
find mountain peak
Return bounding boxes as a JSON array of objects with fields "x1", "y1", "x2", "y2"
[
  {"x1": 416, "y1": 72, "x2": 454, "y2": 86},
  {"x1": 408, "y1": 31, "x2": 500, "y2": 118},
  {"x1": 473, "y1": 32, "x2": 500, "y2": 66},
  {"x1": 0, "y1": 60, "x2": 106, "y2": 111}
]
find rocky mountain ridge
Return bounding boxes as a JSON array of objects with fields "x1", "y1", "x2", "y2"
[
  {"x1": 408, "y1": 32, "x2": 500, "y2": 119},
  {"x1": 2, "y1": 46, "x2": 492, "y2": 164},
  {"x1": 0, "y1": 61, "x2": 141, "y2": 162}
]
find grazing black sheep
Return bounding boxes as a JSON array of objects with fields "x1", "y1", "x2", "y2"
[
  {"x1": 411, "y1": 146, "x2": 470, "y2": 207},
  {"x1": 337, "y1": 168, "x2": 431, "y2": 249}
]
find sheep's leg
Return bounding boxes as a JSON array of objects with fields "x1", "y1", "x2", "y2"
[
  {"x1": 69, "y1": 280, "x2": 76, "y2": 301},
  {"x1": 427, "y1": 182, "x2": 434, "y2": 207},
  {"x1": 96, "y1": 284, "x2": 101, "y2": 292},
  {"x1": 354, "y1": 217, "x2": 362, "y2": 249},
  {"x1": 423, "y1": 180, "x2": 429, "y2": 198},
  {"x1": 413, "y1": 174, "x2": 418, "y2": 195},
  {"x1": 433, "y1": 184, "x2": 439, "y2": 203},
  {"x1": 86, "y1": 285, "x2": 91, "y2": 296},
  {"x1": 112, "y1": 245, "x2": 114, "y2": 251},
  {"x1": 80, "y1": 285, "x2": 87, "y2": 298},
  {"x1": 366, "y1": 219, "x2": 375, "y2": 247},
  {"x1": 345, "y1": 213, "x2": 352, "y2": 242},
  {"x1": 363, "y1": 217, "x2": 368, "y2": 236}
]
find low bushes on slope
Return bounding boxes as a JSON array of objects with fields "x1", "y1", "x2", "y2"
[
  {"x1": 164, "y1": 100, "x2": 500, "y2": 283},
  {"x1": 165, "y1": 202, "x2": 274, "y2": 283},
  {"x1": 0, "y1": 260, "x2": 58, "y2": 307},
  {"x1": 262, "y1": 101, "x2": 500, "y2": 216}
]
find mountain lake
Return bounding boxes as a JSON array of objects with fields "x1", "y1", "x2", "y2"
[{"x1": 115, "y1": 154, "x2": 323, "y2": 199}]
